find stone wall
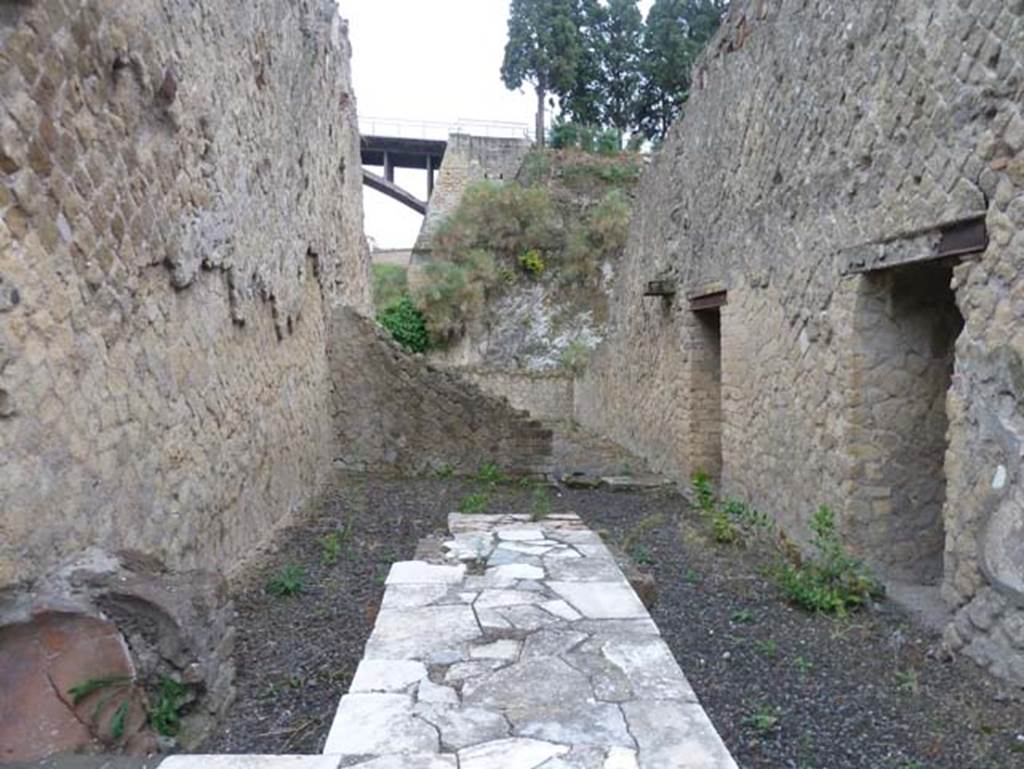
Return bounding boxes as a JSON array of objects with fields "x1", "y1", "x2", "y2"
[
  {"x1": 458, "y1": 368, "x2": 575, "y2": 422},
  {"x1": 0, "y1": 0, "x2": 370, "y2": 587},
  {"x1": 413, "y1": 133, "x2": 533, "y2": 255},
  {"x1": 328, "y1": 308, "x2": 553, "y2": 476},
  {"x1": 575, "y1": 0, "x2": 1024, "y2": 685}
]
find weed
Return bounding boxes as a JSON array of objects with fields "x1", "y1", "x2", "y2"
[
  {"x1": 683, "y1": 568, "x2": 701, "y2": 585},
  {"x1": 476, "y1": 463, "x2": 507, "y2": 485},
  {"x1": 370, "y1": 263, "x2": 408, "y2": 309},
  {"x1": 68, "y1": 674, "x2": 134, "y2": 743},
  {"x1": 896, "y1": 668, "x2": 920, "y2": 695},
  {"x1": 773, "y1": 505, "x2": 883, "y2": 616},
  {"x1": 691, "y1": 471, "x2": 715, "y2": 513},
  {"x1": 320, "y1": 525, "x2": 350, "y2": 566},
  {"x1": 376, "y1": 295, "x2": 429, "y2": 353},
  {"x1": 459, "y1": 493, "x2": 489, "y2": 514},
  {"x1": 754, "y1": 638, "x2": 779, "y2": 658},
  {"x1": 794, "y1": 656, "x2": 814, "y2": 680},
  {"x1": 744, "y1": 703, "x2": 782, "y2": 735},
  {"x1": 149, "y1": 676, "x2": 188, "y2": 737},
  {"x1": 68, "y1": 675, "x2": 132, "y2": 704},
  {"x1": 712, "y1": 508, "x2": 740, "y2": 544},
  {"x1": 518, "y1": 248, "x2": 546, "y2": 278},
  {"x1": 436, "y1": 463, "x2": 455, "y2": 479},
  {"x1": 730, "y1": 609, "x2": 756, "y2": 625},
  {"x1": 266, "y1": 564, "x2": 306, "y2": 597},
  {"x1": 530, "y1": 485, "x2": 552, "y2": 521},
  {"x1": 632, "y1": 545, "x2": 654, "y2": 566},
  {"x1": 559, "y1": 339, "x2": 593, "y2": 374}
]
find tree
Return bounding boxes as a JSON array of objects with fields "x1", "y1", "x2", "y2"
[
  {"x1": 501, "y1": 0, "x2": 583, "y2": 146},
  {"x1": 598, "y1": 0, "x2": 645, "y2": 133},
  {"x1": 637, "y1": 0, "x2": 728, "y2": 140},
  {"x1": 558, "y1": 0, "x2": 607, "y2": 127}
]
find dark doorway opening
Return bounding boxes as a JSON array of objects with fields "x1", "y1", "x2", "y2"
[
  {"x1": 854, "y1": 260, "x2": 963, "y2": 585},
  {"x1": 692, "y1": 306, "x2": 723, "y2": 481}
]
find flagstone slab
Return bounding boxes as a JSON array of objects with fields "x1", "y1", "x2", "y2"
[
  {"x1": 458, "y1": 737, "x2": 569, "y2": 769},
  {"x1": 387, "y1": 561, "x2": 466, "y2": 585},
  {"x1": 350, "y1": 659, "x2": 427, "y2": 692},
  {"x1": 547, "y1": 582, "x2": 647, "y2": 619},
  {"x1": 363, "y1": 605, "x2": 481, "y2": 660},
  {"x1": 322, "y1": 693, "x2": 437, "y2": 754}
]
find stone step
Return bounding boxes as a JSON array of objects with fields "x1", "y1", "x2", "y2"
[{"x1": 322, "y1": 512, "x2": 738, "y2": 769}]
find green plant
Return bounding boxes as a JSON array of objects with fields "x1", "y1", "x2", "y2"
[
  {"x1": 754, "y1": 638, "x2": 779, "y2": 658},
  {"x1": 683, "y1": 568, "x2": 701, "y2": 585},
  {"x1": 149, "y1": 676, "x2": 188, "y2": 737},
  {"x1": 436, "y1": 463, "x2": 455, "y2": 478},
  {"x1": 517, "y1": 248, "x2": 546, "y2": 278},
  {"x1": 744, "y1": 703, "x2": 783, "y2": 736},
  {"x1": 371, "y1": 263, "x2": 408, "y2": 309},
  {"x1": 266, "y1": 564, "x2": 306, "y2": 597},
  {"x1": 458, "y1": 492, "x2": 489, "y2": 514},
  {"x1": 320, "y1": 525, "x2": 351, "y2": 566},
  {"x1": 774, "y1": 506, "x2": 883, "y2": 616},
  {"x1": 730, "y1": 609, "x2": 756, "y2": 625},
  {"x1": 794, "y1": 656, "x2": 814, "y2": 681},
  {"x1": 376, "y1": 295, "x2": 429, "y2": 353},
  {"x1": 692, "y1": 471, "x2": 715, "y2": 513},
  {"x1": 530, "y1": 485, "x2": 552, "y2": 521},
  {"x1": 559, "y1": 339, "x2": 593, "y2": 374},
  {"x1": 712, "y1": 508, "x2": 740, "y2": 544},
  {"x1": 632, "y1": 544, "x2": 654, "y2": 566},
  {"x1": 476, "y1": 462, "x2": 507, "y2": 485},
  {"x1": 896, "y1": 668, "x2": 920, "y2": 695},
  {"x1": 68, "y1": 674, "x2": 134, "y2": 743}
]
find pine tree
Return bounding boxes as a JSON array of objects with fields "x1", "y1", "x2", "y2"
[
  {"x1": 501, "y1": 0, "x2": 583, "y2": 146},
  {"x1": 637, "y1": 0, "x2": 728, "y2": 141}
]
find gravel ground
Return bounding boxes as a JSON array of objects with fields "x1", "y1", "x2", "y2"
[{"x1": 200, "y1": 474, "x2": 1022, "y2": 768}]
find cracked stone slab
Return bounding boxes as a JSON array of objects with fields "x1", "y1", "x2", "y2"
[
  {"x1": 387, "y1": 561, "x2": 467, "y2": 585},
  {"x1": 322, "y1": 693, "x2": 437, "y2": 755},
  {"x1": 162, "y1": 759, "x2": 343, "y2": 769},
  {"x1": 621, "y1": 701, "x2": 738, "y2": 769},
  {"x1": 414, "y1": 702, "x2": 511, "y2": 750},
  {"x1": 459, "y1": 737, "x2": 570, "y2": 769},
  {"x1": 363, "y1": 605, "x2": 480, "y2": 660},
  {"x1": 547, "y1": 582, "x2": 647, "y2": 619},
  {"x1": 350, "y1": 659, "x2": 427, "y2": 693}
]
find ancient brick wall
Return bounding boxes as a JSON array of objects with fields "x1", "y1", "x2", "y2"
[
  {"x1": 459, "y1": 368, "x2": 575, "y2": 422},
  {"x1": 575, "y1": 0, "x2": 1024, "y2": 685},
  {"x1": 328, "y1": 308, "x2": 553, "y2": 476},
  {"x1": 0, "y1": 0, "x2": 371, "y2": 587}
]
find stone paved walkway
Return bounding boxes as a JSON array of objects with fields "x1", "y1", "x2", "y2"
[{"x1": 320, "y1": 512, "x2": 737, "y2": 769}]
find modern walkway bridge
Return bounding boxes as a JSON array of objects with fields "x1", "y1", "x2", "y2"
[{"x1": 359, "y1": 117, "x2": 532, "y2": 214}]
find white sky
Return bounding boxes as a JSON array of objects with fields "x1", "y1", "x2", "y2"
[{"x1": 344, "y1": 0, "x2": 654, "y2": 249}]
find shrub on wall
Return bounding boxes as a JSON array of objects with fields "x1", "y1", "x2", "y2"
[
  {"x1": 376, "y1": 295, "x2": 429, "y2": 353},
  {"x1": 371, "y1": 263, "x2": 408, "y2": 310}
]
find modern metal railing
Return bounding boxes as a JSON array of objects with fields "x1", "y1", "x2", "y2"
[{"x1": 358, "y1": 116, "x2": 533, "y2": 140}]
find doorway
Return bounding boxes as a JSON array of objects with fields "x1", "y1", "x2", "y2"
[
  {"x1": 691, "y1": 306, "x2": 723, "y2": 481},
  {"x1": 853, "y1": 260, "x2": 963, "y2": 584}
]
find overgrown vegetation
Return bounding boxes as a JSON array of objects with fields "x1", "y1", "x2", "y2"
[
  {"x1": 149, "y1": 676, "x2": 188, "y2": 737},
  {"x1": 773, "y1": 505, "x2": 884, "y2": 616},
  {"x1": 266, "y1": 564, "x2": 306, "y2": 597},
  {"x1": 410, "y1": 151, "x2": 637, "y2": 354},
  {"x1": 690, "y1": 472, "x2": 883, "y2": 616},
  {"x1": 69, "y1": 673, "x2": 191, "y2": 742},
  {"x1": 376, "y1": 295, "x2": 429, "y2": 354},
  {"x1": 458, "y1": 492, "x2": 490, "y2": 514},
  {"x1": 371, "y1": 263, "x2": 408, "y2": 309}
]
